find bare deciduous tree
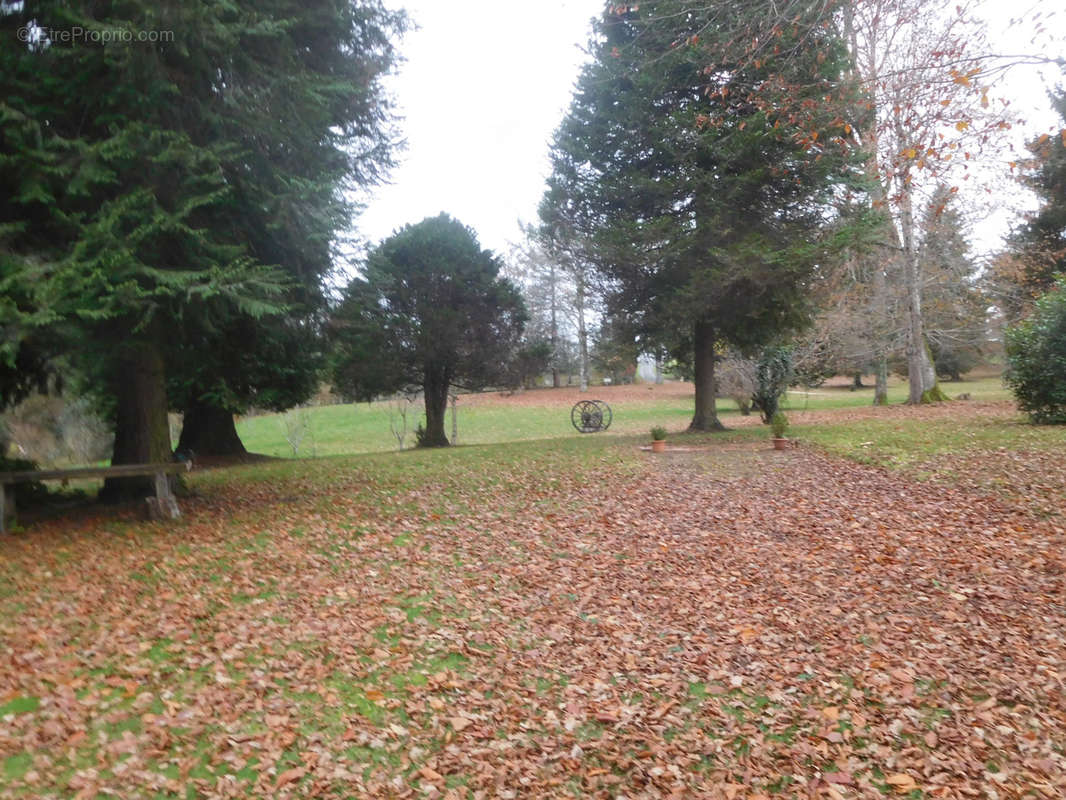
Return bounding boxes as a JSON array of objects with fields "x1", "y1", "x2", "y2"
[{"x1": 388, "y1": 392, "x2": 418, "y2": 451}]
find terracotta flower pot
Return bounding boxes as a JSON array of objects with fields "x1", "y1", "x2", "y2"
[
  {"x1": 651, "y1": 439, "x2": 666, "y2": 453},
  {"x1": 772, "y1": 437, "x2": 788, "y2": 451}
]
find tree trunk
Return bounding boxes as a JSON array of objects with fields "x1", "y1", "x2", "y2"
[
  {"x1": 871, "y1": 244, "x2": 890, "y2": 407},
  {"x1": 892, "y1": 105, "x2": 941, "y2": 405},
  {"x1": 688, "y1": 321, "x2": 725, "y2": 431},
  {"x1": 902, "y1": 246, "x2": 943, "y2": 403},
  {"x1": 550, "y1": 264, "x2": 561, "y2": 388},
  {"x1": 421, "y1": 368, "x2": 450, "y2": 447},
  {"x1": 450, "y1": 394, "x2": 458, "y2": 445},
  {"x1": 919, "y1": 338, "x2": 948, "y2": 402},
  {"x1": 575, "y1": 271, "x2": 588, "y2": 392},
  {"x1": 177, "y1": 398, "x2": 247, "y2": 458},
  {"x1": 903, "y1": 246, "x2": 927, "y2": 404},
  {"x1": 874, "y1": 356, "x2": 888, "y2": 405},
  {"x1": 101, "y1": 342, "x2": 173, "y2": 501}
]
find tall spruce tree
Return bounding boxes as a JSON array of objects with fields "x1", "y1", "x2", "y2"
[
  {"x1": 542, "y1": 0, "x2": 865, "y2": 430},
  {"x1": 918, "y1": 186, "x2": 986, "y2": 381},
  {"x1": 0, "y1": 1, "x2": 405, "y2": 489},
  {"x1": 1008, "y1": 88, "x2": 1066, "y2": 296}
]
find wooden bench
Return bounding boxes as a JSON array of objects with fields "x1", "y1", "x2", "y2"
[{"x1": 0, "y1": 461, "x2": 192, "y2": 534}]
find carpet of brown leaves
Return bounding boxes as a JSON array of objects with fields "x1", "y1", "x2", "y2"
[{"x1": 2, "y1": 421, "x2": 1065, "y2": 798}]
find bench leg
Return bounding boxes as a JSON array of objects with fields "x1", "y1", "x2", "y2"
[
  {"x1": 145, "y1": 472, "x2": 181, "y2": 521},
  {"x1": 0, "y1": 484, "x2": 12, "y2": 534}
]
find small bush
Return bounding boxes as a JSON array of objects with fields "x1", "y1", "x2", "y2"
[
  {"x1": 650, "y1": 426, "x2": 667, "y2": 441},
  {"x1": 752, "y1": 346, "x2": 793, "y2": 424},
  {"x1": 1005, "y1": 278, "x2": 1066, "y2": 424},
  {"x1": 770, "y1": 411, "x2": 789, "y2": 438}
]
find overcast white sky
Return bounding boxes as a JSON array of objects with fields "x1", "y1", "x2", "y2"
[
  {"x1": 355, "y1": 0, "x2": 603, "y2": 257},
  {"x1": 354, "y1": 0, "x2": 1063, "y2": 260}
]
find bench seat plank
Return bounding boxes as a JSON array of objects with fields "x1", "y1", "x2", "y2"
[
  {"x1": 0, "y1": 462, "x2": 191, "y2": 484},
  {"x1": 0, "y1": 462, "x2": 191, "y2": 533}
]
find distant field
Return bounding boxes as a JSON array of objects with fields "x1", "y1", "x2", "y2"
[{"x1": 236, "y1": 372, "x2": 1015, "y2": 458}]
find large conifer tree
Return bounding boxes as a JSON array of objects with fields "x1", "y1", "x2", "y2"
[
  {"x1": 542, "y1": 0, "x2": 865, "y2": 430},
  {"x1": 0, "y1": 1, "x2": 405, "y2": 489},
  {"x1": 331, "y1": 215, "x2": 527, "y2": 447},
  {"x1": 1010, "y1": 89, "x2": 1066, "y2": 294}
]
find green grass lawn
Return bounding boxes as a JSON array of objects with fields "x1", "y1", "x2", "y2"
[
  {"x1": 235, "y1": 372, "x2": 1066, "y2": 517},
  {"x1": 236, "y1": 374, "x2": 1015, "y2": 459}
]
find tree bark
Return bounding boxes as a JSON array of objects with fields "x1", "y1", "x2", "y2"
[
  {"x1": 550, "y1": 263, "x2": 560, "y2": 388},
  {"x1": 575, "y1": 270, "x2": 588, "y2": 392},
  {"x1": 177, "y1": 398, "x2": 247, "y2": 458},
  {"x1": 901, "y1": 210, "x2": 926, "y2": 404},
  {"x1": 101, "y1": 342, "x2": 173, "y2": 501},
  {"x1": 421, "y1": 367, "x2": 450, "y2": 447},
  {"x1": 890, "y1": 100, "x2": 942, "y2": 405},
  {"x1": 688, "y1": 321, "x2": 726, "y2": 431},
  {"x1": 450, "y1": 393, "x2": 458, "y2": 445},
  {"x1": 874, "y1": 356, "x2": 888, "y2": 405},
  {"x1": 918, "y1": 338, "x2": 947, "y2": 402}
]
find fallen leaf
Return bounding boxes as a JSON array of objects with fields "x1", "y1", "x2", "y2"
[{"x1": 277, "y1": 767, "x2": 306, "y2": 787}]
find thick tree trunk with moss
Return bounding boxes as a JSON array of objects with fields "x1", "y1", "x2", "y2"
[
  {"x1": 688, "y1": 321, "x2": 726, "y2": 432},
  {"x1": 420, "y1": 368, "x2": 450, "y2": 447},
  {"x1": 177, "y1": 399, "x2": 247, "y2": 458},
  {"x1": 918, "y1": 338, "x2": 948, "y2": 402},
  {"x1": 893, "y1": 111, "x2": 945, "y2": 405},
  {"x1": 101, "y1": 342, "x2": 173, "y2": 501},
  {"x1": 903, "y1": 243, "x2": 945, "y2": 403},
  {"x1": 903, "y1": 243, "x2": 937, "y2": 404}
]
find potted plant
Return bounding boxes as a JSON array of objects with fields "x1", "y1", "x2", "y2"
[
  {"x1": 770, "y1": 410, "x2": 789, "y2": 450},
  {"x1": 650, "y1": 426, "x2": 667, "y2": 453}
]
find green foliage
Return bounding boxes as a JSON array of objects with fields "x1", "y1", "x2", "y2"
[
  {"x1": 505, "y1": 339, "x2": 553, "y2": 390},
  {"x1": 331, "y1": 215, "x2": 527, "y2": 446},
  {"x1": 1008, "y1": 89, "x2": 1066, "y2": 295},
  {"x1": 930, "y1": 341, "x2": 980, "y2": 382},
  {"x1": 1005, "y1": 278, "x2": 1066, "y2": 424},
  {"x1": 769, "y1": 411, "x2": 789, "y2": 439},
  {"x1": 591, "y1": 315, "x2": 640, "y2": 385},
  {"x1": 752, "y1": 346, "x2": 794, "y2": 424},
  {"x1": 332, "y1": 214, "x2": 527, "y2": 400},
  {"x1": 0, "y1": 0, "x2": 406, "y2": 444},
  {"x1": 650, "y1": 426, "x2": 667, "y2": 441},
  {"x1": 920, "y1": 185, "x2": 986, "y2": 381},
  {"x1": 541, "y1": 0, "x2": 865, "y2": 428}
]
